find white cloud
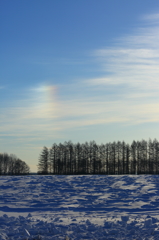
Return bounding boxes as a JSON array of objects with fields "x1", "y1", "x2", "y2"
[
  {"x1": 89, "y1": 13, "x2": 159, "y2": 96},
  {"x1": 141, "y1": 13, "x2": 159, "y2": 22},
  {"x1": 1, "y1": 13, "x2": 159, "y2": 145}
]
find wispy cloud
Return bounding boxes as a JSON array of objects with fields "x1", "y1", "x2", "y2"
[
  {"x1": 0, "y1": 12, "x2": 159, "y2": 145},
  {"x1": 78, "y1": 12, "x2": 159, "y2": 125},
  {"x1": 84, "y1": 12, "x2": 159, "y2": 113},
  {"x1": 0, "y1": 84, "x2": 61, "y2": 141},
  {"x1": 141, "y1": 12, "x2": 159, "y2": 22},
  {"x1": 92, "y1": 45, "x2": 159, "y2": 92}
]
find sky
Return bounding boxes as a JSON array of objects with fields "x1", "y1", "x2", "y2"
[{"x1": 0, "y1": 0, "x2": 159, "y2": 172}]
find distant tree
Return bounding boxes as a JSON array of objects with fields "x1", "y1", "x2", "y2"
[
  {"x1": 154, "y1": 139, "x2": 159, "y2": 174},
  {"x1": 0, "y1": 153, "x2": 3, "y2": 175},
  {"x1": 8, "y1": 154, "x2": 16, "y2": 175},
  {"x1": 125, "y1": 144, "x2": 130, "y2": 174},
  {"x1": 116, "y1": 141, "x2": 121, "y2": 174},
  {"x1": 88, "y1": 141, "x2": 98, "y2": 174},
  {"x1": 130, "y1": 141, "x2": 137, "y2": 174},
  {"x1": 148, "y1": 139, "x2": 154, "y2": 174},
  {"x1": 38, "y1": 146, "x2": 49, "y2": 174},
  {"x1": 111, "y1": 142, "x2": 116, "y2": 174},
  {"x1": 49, "y1": 143, "x2": 58, "y2": 174},
  {"x1": 0, "y1": 153, "x2": 30, "y2": 175},
  {"x1": 98, "y1": 144, "x2": 105, "y2": 174},
  {"x1": 140, "y1": 140, "x2": 148, "y2": 174},
  {"x1": 76, "y1": 143, "x2": 82, "y2": 173},
  {"x1": 38, "y1": 139, "x2": 159, "y2": 175},
  {"x1": 14, "y1": 158, "x2": 30, "y2": 175}
]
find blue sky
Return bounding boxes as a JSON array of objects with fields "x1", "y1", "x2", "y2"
[{"x1": 1, "y1": 1, "x2": 159, "y2": 172}]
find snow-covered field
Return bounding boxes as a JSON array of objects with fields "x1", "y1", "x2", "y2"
[{"x1": 1, "y1": 175, "x2": 159, "y2": 239}]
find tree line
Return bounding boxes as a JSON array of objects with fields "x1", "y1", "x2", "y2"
[
  {"x1": 38, "y1": 139, "x2": 159, "y2": 175},
  {"x1": 0, "y1": 153, "x2": 30, "y2": 175}
]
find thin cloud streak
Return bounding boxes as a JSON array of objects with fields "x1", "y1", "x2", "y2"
[
  {"x1": 91, "y1": 13, "x2": 159, "y2": 93},
  {"x1": 0, "y1": 12, "x2": 159, "y2": 144},
  {"x1": 141, "y1": 12, "x2": 159, "y2": 22},
  {"x1": 1, "y1": 95, "x2": 159, "y2": 139}
]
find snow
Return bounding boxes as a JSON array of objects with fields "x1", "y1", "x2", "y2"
[{"x1": 1, "y1": 175, "x2": 159, "y2": 239}]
